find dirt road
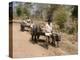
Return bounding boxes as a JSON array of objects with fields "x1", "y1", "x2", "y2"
[{"x1": 12, "y1": 23, "x2": 78, "y2": 58}]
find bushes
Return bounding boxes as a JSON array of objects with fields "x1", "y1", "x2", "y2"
[
  {"x1": 54, "y1": 7, "x2": 67, "y2": 30},
  {"x1": 16, "y1": 7, "x2": 22, "y2": 17},
  {"x1": 23, "y1": 7, "x2": 30, "y2": 17},
  {"x1": 16, "y1": 4, "x2": 30, "y2": 18},
  {"x1": 71, "y1": 6, "x2": 78, "y2": 18},
  {"x1": 53, "y1": 6, "x2": 78, "y2": 34}
]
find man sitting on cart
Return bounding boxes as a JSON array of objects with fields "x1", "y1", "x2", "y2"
[{"x1": 45, "y1": 15, "x2": 53, "y2": 47}]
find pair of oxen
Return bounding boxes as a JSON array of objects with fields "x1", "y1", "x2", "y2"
[{"x1": 31, "y1": 23, "x2": 61, "y2": 49}]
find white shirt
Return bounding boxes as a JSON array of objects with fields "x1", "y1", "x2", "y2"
[{"x1": 45, "y1": 23, "x2": 52, "y2": 33}]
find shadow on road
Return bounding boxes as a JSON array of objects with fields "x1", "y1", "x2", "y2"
[{"x1": 29, "y1": 38, "x2": 56, "y2": 49}]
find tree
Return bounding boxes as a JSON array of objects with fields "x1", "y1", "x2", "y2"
[
  {"x1": 47, "y1": 5, "x2": 58, "y2": 22},
  {"x1": 23, "y1": 7, "x2": 30, "y2": 17},
  {"x1": 72, "y1": 6, "x2": 78, "y2": 18},
  {"x1": 54, "y1": 6, "x2": 67, "y2": 29},
  {"x1": 16, "y1": 7, "x2": 22, "y2": 17}
]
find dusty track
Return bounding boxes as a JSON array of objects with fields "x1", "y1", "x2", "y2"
[{"x1": 11, "y1": 23, "x2": 78, "y2": 58}]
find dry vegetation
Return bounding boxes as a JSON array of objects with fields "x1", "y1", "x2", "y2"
[{"x1": 9, "y1": 2, "x2": 78, "y2": 57}]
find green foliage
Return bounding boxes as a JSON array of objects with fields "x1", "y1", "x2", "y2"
[
  {"x1": 16, "y1": 7, "x2": 22, "y2": 17},
  {"x1": 46, "y1": 5, "x2": 59, "y2": 22},
  {"x1": 54, "y1": 7, "x2": 67, "y2": 29},
  {"x1": 23, "y1": 7, "x2": 30, "y2": 16},
  {"x1": 72, "y1": 6, "x2": 78, "y2": 18},
  {"x1": 14, "y1": 3, "x2": 78, "y2": 34},
  {"x1": 16, "y1": 3, "x2": 30, "y2": 18}
]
